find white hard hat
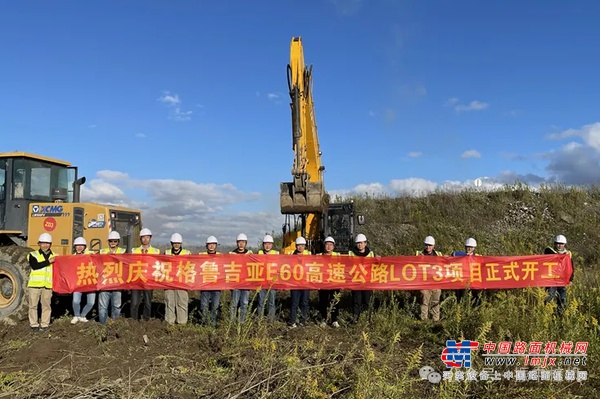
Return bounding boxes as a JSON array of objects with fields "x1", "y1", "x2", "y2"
[
  {"x1": 237, "y1": 233, "x2": 248, "y2": 241},
  {"x1": 108, "y1": 231, "x2": 121, "y2": 240},
  {"x1": 140, "y1": 228, "x2": 152, "y2": 237},
  {"x1": 73, "y1": 237, "x2": 87, "y2": 246},
  {"x1": 554, "y1": 235, "x2": 567, "y2": 244},
  {"x1": 465, "y1": 237, "x2": 477, "y2": 247},
  {"x1": 263, "y1": 235, "x2": 274, "y2": 243},
  {"x1": 324, "y1": 236, "x2": 335, "y2": 244},
  {"x1": 38, "y1": 233, "x2": 52, "y2": 243},
  {"x1": 170, "y1": 233, "x2": 183, "y2": 243},
  {"x1": 206, "y1": 235, "x2": 218, "y2": 244},
  {"x1": 296, "y1": 236, "x2": 307, "y2": 245},
  {"x1": 424, "y1": 236, "x2": 435, "y2": 245},
  {"x1": 355, "y1": 233, "x2": 367, "y2": 243}
]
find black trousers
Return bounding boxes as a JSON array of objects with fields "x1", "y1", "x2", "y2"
[
  {"x1": 352, "y1": 290, "x2": 373, "y2": 320},
  {"x1": 131, "y1": 290, "x2": 153, "y2": 320},
  {"x1": 318, "y1": 290, "x2": 340, "y2": 323}
]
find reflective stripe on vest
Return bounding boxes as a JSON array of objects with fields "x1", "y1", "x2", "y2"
[
  {"x1": 416, "y1": 250, "x2": 442, "y2": 256},
  {"x1": 99, "y1": 247, "x2": 126, "y2": 254},
  {"x1": 27, "y1": 250, "x2": 54, "y2": 289}
]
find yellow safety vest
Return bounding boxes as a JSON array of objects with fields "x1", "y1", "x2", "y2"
[
  {"x1": 131, "y1": 246, "x2": 161, "y2": 254},
  {"x1": 287, "y1": 250, "x2": 310, "y2": 255},
  {"x1": 99, "y1": 247, "x2": 126, "y2": 254},
  {"x1": 258, "y1": 249, "x2": 280, "y2": 254},
  {"x1": 318, "y1": 251, "x2": 341, "y2": 256},
  {"x1": 165, "y1": 248, "x2": 192, "y2": 255},
  {"x1": 229, "y1": 249, "x2": 254, "y2": 254},
  {"x1": 416, "y1": 250, "x2": 443, "y2": 256},
  {"x1": 27, "y1": 250, "x2": 54, "y2": 289}
]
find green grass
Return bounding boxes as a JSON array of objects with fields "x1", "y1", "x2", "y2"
[{"x1": 1, "y1": 184, "x2": 599, "y2": 398}]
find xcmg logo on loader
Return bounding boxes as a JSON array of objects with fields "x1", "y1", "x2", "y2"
[{"x1": 31, "y1": 204, "x2": 65, "y2": 217}]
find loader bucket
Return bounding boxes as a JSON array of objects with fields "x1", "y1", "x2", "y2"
[{"x1": 280, "y1": 181, "x2": 329, "y2": 214}]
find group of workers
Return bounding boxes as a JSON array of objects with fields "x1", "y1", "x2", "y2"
[{"x1": 26, "y1": 229, "x2": 572, "y2": 331}]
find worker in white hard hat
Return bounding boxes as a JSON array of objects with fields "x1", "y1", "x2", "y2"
[
  {"x1": 199, "y1": 236, "x2": 221, "y2": 326},
  {"x1": 130, "y1": 228, "x2": 161, "y2": 321},
  {"x1": 543, "y1": 234, "x2": 573, "y2": 316},
  {"x1": 27, "y1": 233, "x2": 55, "y2": 331},
  {"x1": 416, "y1": 236, "x2": 443, "y2": 322},
  {"x1": 229, "y1": 233, "x2": 253, "y2": 323},
  {"x1": 349, "y1": 233, "x2": 376, "y2": 323},
  {"x1": 318, "y1": 236, "x2": 341, "y2": 328},
  {"x1": 70, "y1": 237, "x2": 95, "y2": 325},
  {"x1": 288, "y1": 236, "x2": 311, "y2": 328},
  {"x1": 450, "y1": 237, "x2": 482, "y2": 305},
  {"x1": 164, "y1": 233, "x2": 192, "y2": 325},
  {"x1": 257, "y1": 234, "x2": 280, "y2": 322},
  {"x1": 98, "y1": 231, "x2": 126, "y2": 325}
]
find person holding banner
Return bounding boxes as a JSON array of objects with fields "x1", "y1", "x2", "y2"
[
  {"x1": 229, "y1": 234, "x2": 253, "y2": 323},
  {"x1": 257, "y1": 234, "x2": 279, "y2": 322},
  {"x1": 27, "y1": 233, "x2": 55, "y2": 331},
  {"x1": 98, "y1": 231, "x2": 126, "y2": 325},
  {"x1": 130, "y1": 228, "x2": 161, "y2": 321},
  {"x1": 70, "y1": 237, "x2": 94, "y2": 324},
  {"x1": 451, "y1": 237, "x2": 482, "y2": 305},
  {"x1": 288, "y1": 236, "x2": 311, "y2": 328},
  {"x1": 199, "y1": 235, "x2": 221, "y2": 326},
  {"x1": 349, "y1": 233, "x2": 376, "y2": 323},
  {"x1": 164, "y1": 233, "x2": 191, "y2": 325},
  {"x1": 417, "y1": 236, "x2": 443, "y2": 322},
  {"x1": 318, "y1": 236, "x2": 341, "y2": 328},
  {"x1": 544, "y1": 234, "x2": 573, "y2": 316}
]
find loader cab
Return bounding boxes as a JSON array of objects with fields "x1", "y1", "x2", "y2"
[{"x1": 0, "y1": 152, "x2": 82, "y2": 244}]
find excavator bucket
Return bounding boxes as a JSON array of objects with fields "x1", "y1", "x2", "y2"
[{"x1": 280, "y1": 181, "x2": 329, "y2": 214}]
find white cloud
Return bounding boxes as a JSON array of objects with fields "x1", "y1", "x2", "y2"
[
  {"x1": 408, "y1": 151, "x2": 423, "y2": 158},
  {"x1": 444, "y1": 98, "x2": 459, "y2": 106},
  {"x1": 461, "y1": 149, "x2": 481, "y2": 159},
  {"x1": 455, "y1": 100, "x2": 489, "y2": 112},
  {"x1": 157, "y1": 92, "x2": 180, "y2": 106},
  {"x1": 173, "y1": 108, "x2": 192, "y2": 122},
  {"x1": 157, "y1": 91, "x2": 193, "y2": 122},
  {"x1": 135, "y1": 133, "x2": 146, "y2": 139},
  {"x1": 267, "y1": 93, "x2": 279, "y2": 100},
  {"x1": 80, "y1": 170, "x2": 278, "y2": 245}
]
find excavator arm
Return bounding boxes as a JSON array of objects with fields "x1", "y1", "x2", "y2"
[
  {"x1": 280, "y1": 37, "x2": 361, "y2": 254},
  {"x1": 280, "y1": 37, "x2": 329, "y2": 215},
  {"x1": 280, "y1": 37, "x2": 329, "y2": 253}
]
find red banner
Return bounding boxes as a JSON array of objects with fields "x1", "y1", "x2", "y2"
[{"x1": 50, "y1": 254, "x2": 572, "y2": 294}]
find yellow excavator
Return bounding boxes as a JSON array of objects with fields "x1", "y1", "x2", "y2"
[
  {"x1": 0, "y1": 152, "x2": 143, "y2": 323},
  {"x1": 280, "y1": 37, "x2": 363, "y2": 254}
]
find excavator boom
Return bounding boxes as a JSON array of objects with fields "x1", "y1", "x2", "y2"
[{"x1": 280, "y1": 37, "x2": 329, "y2": 214}]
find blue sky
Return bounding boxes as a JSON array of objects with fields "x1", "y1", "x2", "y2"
[{"x1": 2, "y1": 0, "x2": 599, "y2": 244}]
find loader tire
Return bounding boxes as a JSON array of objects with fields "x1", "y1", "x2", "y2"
[{"x1": 0, "y1": 246, "x2": 33, "y2": 325}]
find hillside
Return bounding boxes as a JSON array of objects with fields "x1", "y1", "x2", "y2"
[{"x1": 0, "y1": 185, "x2": 598, "y2": 399}]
